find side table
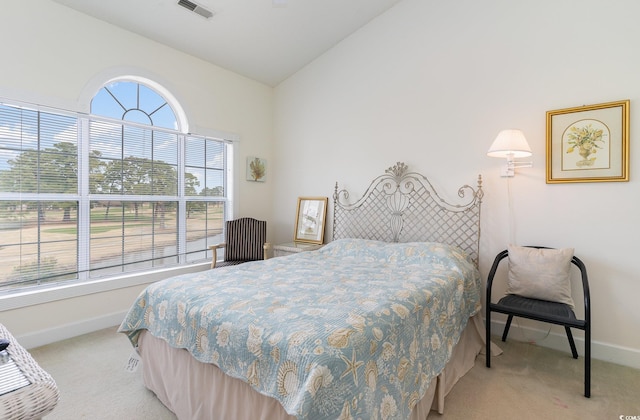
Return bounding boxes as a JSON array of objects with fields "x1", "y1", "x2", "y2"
[{"x1": 266, "y1": 242, "x2": 322, "y2": 258}]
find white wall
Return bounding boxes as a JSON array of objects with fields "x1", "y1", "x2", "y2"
[
  {"x1": 0, "y1": 1, "x2": 274, "y2": 344},
  {"x1": 273, "y1": 0, "x2": 640, "y2": 367}
]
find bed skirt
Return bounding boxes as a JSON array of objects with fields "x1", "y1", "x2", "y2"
[{"x1": 138, "y1": 313, "x2": 487, "y2": 420}]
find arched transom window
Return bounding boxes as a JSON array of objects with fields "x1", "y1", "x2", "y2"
[{"x1": 91, "y1": 81, "x2": 178, "y2": 129}]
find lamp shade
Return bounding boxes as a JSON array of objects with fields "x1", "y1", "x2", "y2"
[{"x1": 487, "y1": 129, "x2": 532, "y2": 158}]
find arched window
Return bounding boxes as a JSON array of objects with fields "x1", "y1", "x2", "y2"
[
  {"x1": 91, "y1": 80, "x2": 178, "y2": 130},
  {"x1": 0, "y1": 79, "x2": 230, "y2": 291}
]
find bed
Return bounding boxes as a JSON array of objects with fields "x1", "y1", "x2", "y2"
[{"x1": 119, "y1": 162, "x2": 486, "y2": 419}]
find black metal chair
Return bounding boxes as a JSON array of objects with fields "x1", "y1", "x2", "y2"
[
  {"x1": 485, "y1": 247, "x2": 591, "y2": 398},
  {"x1": 209, "y1": 217, "x2": 267, "y2": 268}
]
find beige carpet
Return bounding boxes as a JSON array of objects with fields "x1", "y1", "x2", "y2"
[{"x1": 26, "y1": 326, "x2": 640, "y2": 419}]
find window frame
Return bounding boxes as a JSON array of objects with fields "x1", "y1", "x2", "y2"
[{"x1": 0, "y1": 88, "x2": 236, "y2": 303}]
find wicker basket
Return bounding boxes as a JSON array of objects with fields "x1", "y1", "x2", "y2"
[{"x1": 0, "y1": 324, "x2": 60, "y2": 420}]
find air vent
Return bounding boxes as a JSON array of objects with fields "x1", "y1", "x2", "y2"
[{"x1": 177, "y1": 0, "x2": 214, "y2": 19}]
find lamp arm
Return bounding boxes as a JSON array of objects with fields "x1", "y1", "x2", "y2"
[{"x1": 511, "y1": 161, "x2": 533, "y2": 168}]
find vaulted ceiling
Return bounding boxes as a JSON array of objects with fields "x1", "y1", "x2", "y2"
[{"x1": 51, "y1": 0, "x2": 403, "y2": 86}]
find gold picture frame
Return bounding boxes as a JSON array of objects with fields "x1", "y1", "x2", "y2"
[
  {"x1": 294, "y1": 197, "x2": 328, "y2": 244},
  {"x1": 546, "y1": 100, "x2": 629, "y2": 183}
]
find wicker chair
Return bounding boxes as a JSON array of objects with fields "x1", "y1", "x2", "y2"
[
  {"x1": 0, "y1": 324, "x2": 60, "y2": 420},
  {"x1": 209, "y1": 217, "x2": 267, "y2": 268}
]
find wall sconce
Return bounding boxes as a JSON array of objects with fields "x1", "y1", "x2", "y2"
[{"x1": 487, "y1": 129, "x2": 533, "y2": 177}]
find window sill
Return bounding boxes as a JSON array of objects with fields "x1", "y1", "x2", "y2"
[{"x1": 0, "y1": 262, "x2": 211, "y2": 312}]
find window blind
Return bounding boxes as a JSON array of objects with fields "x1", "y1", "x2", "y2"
[{"x1": 0, "y1": 103, "x2": 79, "y2": 287}]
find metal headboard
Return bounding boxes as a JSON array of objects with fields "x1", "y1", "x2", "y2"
[{"x1": 332, "y1": 162, "x2": 483, "y2": 266}]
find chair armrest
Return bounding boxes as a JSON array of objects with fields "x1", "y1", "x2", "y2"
[
  {"x1": 209, "y1": 243, "x2": 226, "y2": 268},
  {"x1": 486, "y1": 249, "x2": 509, "y2": 304},
  {"x1": 263, "y1": 242, "x2": 273, "y2": 260}
]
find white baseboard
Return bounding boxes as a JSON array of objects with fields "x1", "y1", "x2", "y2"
[
  {"x1": 489, "y1": 318, "x2": 640, "y2": 370},
  {"x1": 16, "y1": 311, "x2": 127, "y2": 350}
]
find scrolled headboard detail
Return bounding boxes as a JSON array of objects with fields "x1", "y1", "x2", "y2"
[{"x1": 333, "y1": 162, "x2": 483, "y2": 266}]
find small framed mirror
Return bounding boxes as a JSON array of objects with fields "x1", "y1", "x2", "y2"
[{"x1": 294, "y1": 197, "x2": 328, "y2": 244}]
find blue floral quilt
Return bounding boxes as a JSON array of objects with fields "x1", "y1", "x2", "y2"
[{"x1": 119, "y1": 239, "x2": 481, "y2": 420}]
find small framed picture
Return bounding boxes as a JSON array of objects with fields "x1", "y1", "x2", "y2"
[
  {"x1": 546, "y1": 100, "x2": 629, "y2": 183},
  {"x1": 247, "y1": 156, "x2": 266, "y2": 182},
  {"x1": 294, "y1": 197, "x2": 328, "y2": 244}
]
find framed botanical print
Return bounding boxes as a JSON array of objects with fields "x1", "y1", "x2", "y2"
[
  {"x1": 546, "y1": 100, "x2": 629, "y2": 183},
  {"x1": 294, "y1": 197, "x2": 327, "y2": 244},
  {"x1": 247, "y1": 157, "x2": 266, "y2": 182}
]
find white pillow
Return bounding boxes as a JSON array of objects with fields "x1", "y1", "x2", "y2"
[{"x1": 507, "y1": 245, "x2": 575, "y2": 309}]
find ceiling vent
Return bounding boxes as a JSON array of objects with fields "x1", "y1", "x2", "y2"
[{"x1": 177, "y1": 0, "x2": 214, "y2": 19}]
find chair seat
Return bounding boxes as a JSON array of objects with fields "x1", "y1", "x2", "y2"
[
  {"x1": 213, "y1": 260, "x2": 250, "y2": 268},
  {"x1": 493, "y1": 294, "x2": 586, "y2": 328}
]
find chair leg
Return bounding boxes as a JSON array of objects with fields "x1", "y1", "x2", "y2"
[
  {"x1": 501, "y1": 315, "x2": 513, "y2": 342},
  {"x1": 565, "y1": 327, "x2": 578, "y2": 359},
  {"x1": 585, "y1": 326, "x2": 591, "y2": 398},
  {"x1": 486, "y1": 309, "x2": 491, "y2": 368}
]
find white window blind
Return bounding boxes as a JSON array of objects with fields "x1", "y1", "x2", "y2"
[
  {"x1": 87, "y1": 118, "x2": 182, "y2": 277},
  {"x1": 184, "y1": 135, "x2": 226, "y2": 259},
  {"x1": 0, "y1": 103, "x2": 79, "y2": 287}
]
